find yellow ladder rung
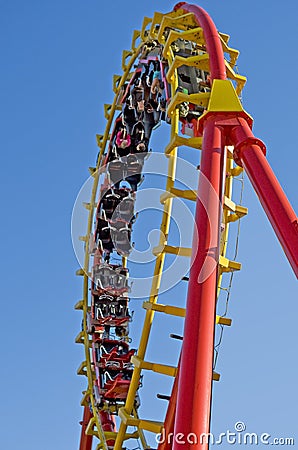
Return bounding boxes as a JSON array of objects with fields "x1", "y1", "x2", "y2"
[
  {"x1": 143, "y1": 301, "x2": 185, "y2": 317},
  {"x1": 85, "y1": 417, "x2": 99, "y2": 437},
  {"x1": 143, "y1": 301, "x2": 232, "y2": 326},
  {"x1": 83, "y1": 202, "x2": 91, "y2": 210},
  {"x1": 104, "y1": 431, "x2": 139, "y2": 441},
  {"x1": 219, "y1": 32, "x2": 230, "y2": 44},
  {"x1": 219, "y1": 33, "x2": 240, "y2": 67},
  {"x1": 88, "y1": 167, "x2": 97, "y2": 176},
  {"x1": 160, "y1": 187, "x2": 197, "y2": 204},
  {"x1": 153, "y1": 247, "x2": 240, "y2": 269},
  {"x1": 112, "y1": 74, "x2": 122, "y2": 94},
  {"x1": 216, "y1": 316, "x2": 232, "y2": 326},
  {"x1": 104, "y1": 103, "x2": 113, "y2": 120},
  {"x1": 161, "y1": 27, "x2": 204, "y2": 57},
  {"x1": 165, "y1": 135, "x2": 202, "y2": 155},
  {"x1": 166, "y1": 54, "x2": 210, "y2": 82},
  {"x1": 219, "y1": 255, "x2": 241, "y2": 272},
  {"x1": 170, "y1": 187, "x2": 197, "y2": 201},
  {"x1": 213, "y1": 372, "x2": 221, "y2": 382},
  {"x1": 77, "y1": 361, "x2": 87, "y2": 376},
  {"x1": 224, "y1": 61, "x2": 246, "y2": 95},
  {"x1": 131, "y1": 355, "x2": 177, "y2": 377},
  {"x1": 96, "y1": 134, "x2": 104, "y2": 147},
  {"x1": 153, "y1": 244, "x2": 192, "y2": 257},
  {"x1": 230, "y1": 166, "x2": 243, "y2": 176},
  {"x1": 119, "y1": 408, "x2": 164, "y2": 434},
  {"x1": 227, "y1": 210, "x2": 248, "y2": 223},
  {"x1": 224, "y1": 196, "x2": 237, "y2": 212},
  {"x1": 158, "y1": 12, "x2": 197, "y2": 37},
  {"x1": 224, "y1": 196, "x2": 248, "y2": 220},
  {"x1": 167, "y1": 91, "x2": 210, "y2": 117},
  {"x1": 74, "y1": 300, "x2": 84, "y2": 310},
  {"x1": 80, "y1": 391, "x2": 90, "y2": 407},
  {"x1": 121, "y1": 50, "x2": 133, "y2": 71},
  {"x1": 75, "y1": 331, "x2": 85, "y2": 345},
  {"x1": 140, "y1": 17, "x2": 152, "y2": 40},
  {"x1": 149, "y1": 12, "x2": 169, "y2": 39},
  {"x1": 131, "y1": 29, "x2": 141, "y2": 51},
  {"x1": 76, "y1": 268, "x2": 85, "y2": 276}
]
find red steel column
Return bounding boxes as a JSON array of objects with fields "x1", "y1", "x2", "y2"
[
  {"x1": 173, "y1": 118, "x2": 226, "y2": 449},
  {"x1": 79, "y1": 406, "x2": 93, "y2": 450},
  {"x1": 169, "y1": 5, "x2": 227, "y2": 448},
  {"x1": 230, "y1": 117, "x2": 298, "y2": 277}
]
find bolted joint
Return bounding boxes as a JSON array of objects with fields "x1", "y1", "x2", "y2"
[
  {"x1": 228, "y1": 115, "x2": 266, "y2": 166},
  {"x1": 233, "y1": 136, "x2": 266, "y2": 167}
]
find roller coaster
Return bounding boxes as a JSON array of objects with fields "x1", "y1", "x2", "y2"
[{"x1": 74, "y1": 3, "x2": 298, "y2": 449}]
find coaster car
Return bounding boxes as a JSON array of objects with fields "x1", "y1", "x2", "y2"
[
  {"x1": 94, "y1": 214, "x2": 114, "y2": 252},
  {"x1": 115, "y1": 195, "x2": 135, "y2": 223},
  {"x1": 89, "y1": 293, "x2": 131, "y2": 329},
  {"x1": 109, "y1": 220, "x2": 133, "y2": 257},
  {"x1": 91, "y1": 263, "x2": 130, "y2": 296},
  {"x1": 108, "y1": 158, "x2": 126, "y2": 186},
  {"x1": 93, "y1": 338, "x2": 135, "y2": 371},
  {"x1": 98, "y1": 370, "x2": 133, "y2": 401},
  {"x1": 98, "y1": 188, "x2": 135, "y2": 222}
]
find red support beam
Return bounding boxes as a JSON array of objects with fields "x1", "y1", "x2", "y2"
[
  {"x1": 230, "y1": 117, "x2": 298, "y2": 277},
  {"x1": 79, "y1": 406, "x2": 93, "y2": 450},
  {"x1": 173, "y1": 118, "x2": 226, "y2": 449}
]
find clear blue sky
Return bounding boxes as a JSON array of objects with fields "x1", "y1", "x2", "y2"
[{"x1": 1, "y1": 1, "x2": 297, "y2": 449}]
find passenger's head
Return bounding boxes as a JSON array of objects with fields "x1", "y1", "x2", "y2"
[
  {"x1": 120, "y1": 139, "x2": 129, "y2": 149},
  {"x1": 136, "y1": 142, "x2": 146, "y2": 152}
]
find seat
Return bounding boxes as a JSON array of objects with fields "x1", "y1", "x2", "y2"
[
  {"x1": 108, "y1": 159, "x2": 126, "y2": 186},
  {"x1": 100, "y1": 190, "x2": 121, "y2": 219},
  {"x1": 103, "y1": 373, "x2": 132, "y2": 400},
  {"x1": 117, "y1": 196, "x2": 135, "y2": 222}
]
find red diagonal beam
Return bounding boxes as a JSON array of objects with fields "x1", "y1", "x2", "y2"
[{"x1": 230, "y1": 117, "x2": 298, "y2": 277}]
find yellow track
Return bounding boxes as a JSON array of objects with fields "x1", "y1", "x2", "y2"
[{"x1": 75, "y1": 6, "x2": 248, "y2": 449}]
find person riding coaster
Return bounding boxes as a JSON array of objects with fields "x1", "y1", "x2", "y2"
[{"x1": 92, "y1": 263, "x2": 130, "y2": 295}]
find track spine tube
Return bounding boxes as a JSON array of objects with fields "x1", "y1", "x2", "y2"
[
  {"x1": 174, "y1": 3, "x2": 226, "y2": 81},
  {"x1": 99, "y1": 410, "x2": 116, "y2": 447}
]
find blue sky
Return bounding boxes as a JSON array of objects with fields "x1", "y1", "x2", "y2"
[{"x1": 1, "y1": 1, "x2": 297, "y2": 449}]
